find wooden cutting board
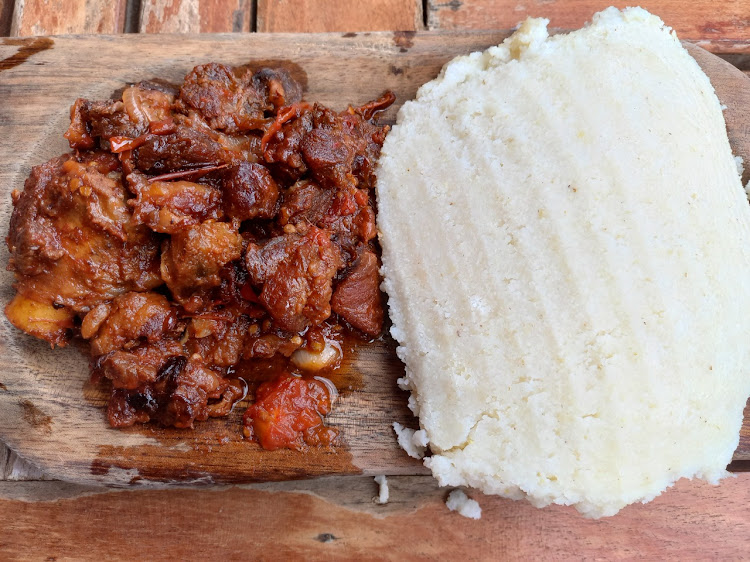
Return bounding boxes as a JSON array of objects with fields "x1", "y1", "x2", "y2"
[{"x1": 0, "y1": 32, "x2": 748, "y2": 486}]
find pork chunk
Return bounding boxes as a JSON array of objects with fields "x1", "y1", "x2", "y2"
[
  {"x1": 7, "y1": 153, "x2": 161, "y2": 315},
  {"x1": 331, "y1": 250, "x2": 383, "y2": 336},
  {"x1": 161, "y1": 221, "x2": 243, "y2": 300},
  {"x1": 245, "y1": 226, "x2": 341, "y2": 332}
]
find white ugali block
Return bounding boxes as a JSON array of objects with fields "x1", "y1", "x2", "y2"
[{"x1": 376, "y1": 7, "x2": 750, "y2": 517}]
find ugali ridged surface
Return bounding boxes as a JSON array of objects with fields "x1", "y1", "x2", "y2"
[{"x1": 376, "y1": 7, "x2": 750, "y2": 517}]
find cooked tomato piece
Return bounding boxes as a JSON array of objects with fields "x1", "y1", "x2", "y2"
[{"x1": 243, "y1": 373, "x2": 338, "y2": 451}]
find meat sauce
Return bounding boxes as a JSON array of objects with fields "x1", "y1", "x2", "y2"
[{"x1": 5, "y1": 62, "x2": 394, "y2": 451}]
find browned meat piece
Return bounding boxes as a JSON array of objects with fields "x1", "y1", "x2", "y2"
[
  {"x1": 331, "y1": 250, "x2": 383, "y2": 336},
  {"x1": 302, "y1": 101, "x2": 391, "y2": 191},
  {"x1": 121, "y1": 84, "x2": 175, "y2": 129},
  {"x1": 134, "y1": 125, "x2": 237, "y2": 174},
  {"x1": 244, "y1": 331, "x2": 303, "y2": 359},
  {"x1": 107, "y1": 389, "x2": 150, "y2": 426},
  {"x1": 161, "y1": 220, "x2": 244, "y2": 300},
  {"x1": 65, "y1": 99, "x2": 96, "y2": 150},
  {"x1": 263, "y1": 95, "x2": 390, "y2": 257},
  {"x1": 132, "y1": 180, "x2": 223, "y2": 233},
  {"x1": 318, "y1": 186, "x2": 377, "y2": 256},
  {"x1": 222, "y1": 162, "x2": 279, "y2": 220},
  {"x1": 278, "y1": 179, "x2": 332, "y2": 226},
  {"x1": 262, "y1": 94, "x2": 392, "y2": 190},
  {"x1": 186, "y1": 314, "x2": 250, "y2": 366},
  {"x1": 7, "y1": 153, "x2": 161, "y2": 315},
  {"x1": 301, "y1": 125, "x2": 356, "y2": 190},
  {"x1": 245, "y1": 225, "x2": 341, "y2": 332},
  {"x1": 96, "y1": 339, "x2": 184, "y2": 391},
  {"x1": 160, "y1": 358, "x2": 241, "y2": 427},
  {"x1": 300, "y1": 92, "x2": 395, "y2": 189},
  {"x1": 83, "y1": 100, "x2": 142, "y2": 143},
  {"x1": 107, "y1": 355, "x2": 245, "y2": 428},
  {"x1": 64, "y1": 84, "x2": 175, "y2": 150},
  {"x1": 176, "y1": 63, "x2": 271, "y2": 134},
  {"x1": 343, "y1": 94, "x2": 393, "y2": 190},
  {"x1": 251, "y1": 68, "x2": 304, "y2": 110},
  {"x1": 262, "y1": 105, "x2": 313, "y2": 181},
  {"x1": 83, "y1": 292, "x2": 180, "y2": 356},
  {"x1": 174, "y1": 112, "x2": 265, "y2": 164},
  {"x1": 279, "y1": 180, "x2": 376, "y2": 259}
]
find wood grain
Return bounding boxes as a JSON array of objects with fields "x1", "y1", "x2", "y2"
[
  {"x1": 10, "y1": 0, "x2": 128, "y2": 35},
  {"x1": 1, "y1": 474, "x2": 749, "y2": 559},
  {"x1": 426, "y1": 0, "x2": 750, "y2": 54},
  {"x1": 139, "y1": 0, "x2": 253, "y2": 33},
  {"x1": 257, "y1": 0, "x2": 423, "y2": 32},
  {"x1": 1, "y1": 32, "x2": 749, "y2": 489}
]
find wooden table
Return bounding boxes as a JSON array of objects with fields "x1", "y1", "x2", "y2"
[{"x1": 2, "y1": 1, "x2": 750, "y2": 558}]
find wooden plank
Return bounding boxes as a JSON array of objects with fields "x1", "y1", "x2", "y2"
[
  {"x1": 426, "y1": 0, "x2": 750, "y2": 54},
  {"x1": 1, "y1": 32, "x2": 749, "y2": 491},
  {"x1": 139, "y1": 0, "x2": 253, "y2": 33},
  {"x1": 257, "y1": 0, "x2": 423, "y2": 32},
  {"x1": 0, "y1": 30, "x2": 465, "y2": 488},
  {"x1": 0, "y1": 475, "x2": 749, "y2": 558},
  {"x1": 10, "y1": 0, "x2": 127, "y2": 36}
]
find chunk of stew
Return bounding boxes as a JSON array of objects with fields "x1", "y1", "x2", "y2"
[{"x1": 6, "y1": 63, "x2": 393, "y2": 450}]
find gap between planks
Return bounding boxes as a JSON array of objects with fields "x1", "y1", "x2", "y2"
[{"x1": 0, "y1": 0, "x2": 12, "y2": 36}]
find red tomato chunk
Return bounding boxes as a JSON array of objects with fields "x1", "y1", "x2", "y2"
[{"x1": 243, "y1": 373, "x2": 338, "y2": 451}]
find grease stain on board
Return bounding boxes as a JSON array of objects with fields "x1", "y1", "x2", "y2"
[
  {"x1": 90, "y1": 440, "x2": 360, "y2": 484},
  {"x1": 20, "y1": 400, "x2": 52, "y2": 433},
  {"x1": 0, "y1": 37, "x2": 54, "y2": 72},
  {"x1": 81, "y1": 334, "x2": 385, "y2": 483},
  {"x1": 84, "y1": 333, "x2": 376, "y2": 483},
  {"x1": 237, "y1": 59, "x2": 309, "y2": 92},
  {"x1": 393, "y1": 31, "x2": 416, "y2": 53},
  {"x1": 90, "y1": 459, "x2": 110, "y2": 476},
  {"x1": 81, "y1": 337, "x2": 379, "y2": 483}
]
